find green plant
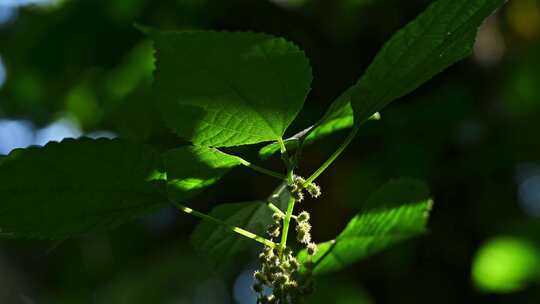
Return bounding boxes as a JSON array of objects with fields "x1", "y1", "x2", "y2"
[{"x1": 0, "y1": 0, "x2": 506, "y2": 302}]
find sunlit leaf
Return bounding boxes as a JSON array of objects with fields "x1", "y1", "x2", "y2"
[
  {"x1": 150, "y1": 30, "x2": 312, "y2": 147},
  {"x1": 258, "y1": 86, "x2": 380, "y2": 159},
  {"x1": 0, "y1": 138, "x2": 167, "y2": 239},
  {"x1": 298, "y1": 178, "x2": 433, "y2": 274},
  {"x1": 350, "y1": 0, "x2": 506, "y2": 123},
  {"x1": 472, "y1": 236, "x2": 540, "y2": 293},
  {"x1": 163, "y1": 146, "x2": 242, "y2": 202}
]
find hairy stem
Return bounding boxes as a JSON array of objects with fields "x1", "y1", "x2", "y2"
[
  {"x1": 173, "y1": 202, "x2": 277, "y2": 248},
  {"x1": 303, "y1": 125, "x2": 359, "y2": 187}
]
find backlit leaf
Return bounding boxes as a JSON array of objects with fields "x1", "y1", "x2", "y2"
[
  {"x1": 298, "y1": 178, "x2": 433, "y2": 274},
  {"x1": 258, "y1": 86, "x2": 379, "y2": 159},
  {"x1": 351, "y1": 0, "x2": 506, "y2": 123},
  {"x1": 151, "y1": 30, "x2": 312, "y2": 147},
  {"x1": 162, "y1": 145, "x2": 242, "y2": 202}
]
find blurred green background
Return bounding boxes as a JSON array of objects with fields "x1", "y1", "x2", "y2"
[{"x1": 1, "y1": 0, "x2": 540, "y2": 303}]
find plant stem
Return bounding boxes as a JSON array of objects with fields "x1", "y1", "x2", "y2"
[
  {"x1": 234, "y1": 157, "x2": 286, "y2": 180},
  {"x1": 279, "y1": 195, "x2": 296, "y2": 250},
  {"x1": 303, "y1": 125, "x2": 359, "y2": 187},
  {"x1": 277, "y1": 138, "x2": 287, "y2": 154},
  {"x1": 276, "y1": 137, "x2": 298, "y2": 252},
  {"x1": 173, "y1": 202, "x2": 277, "y2": 248}
]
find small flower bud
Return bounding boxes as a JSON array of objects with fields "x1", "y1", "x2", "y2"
[
  {"x1": 293, "y1": 175, "x2": 306, "y2": 185},
  {"x1": 266, "y1": 223, "x2": 280, "y2": 238},
  {"x1": 254, "y1": 271, "x2": 265, "y2": 282},
  {"x1": 288, "y1": 183, "x2": 299, "y2": 194},
  {"x1": 292, "y1": 190, "x2": 304, "y2": 202},
  {"x1": 266, "y1": 295, "x2": 277, "y2": 304},
  {"x1": 306, "y1": 182, "x2": 321, "y2": 198},
  {"x1": 307, "y1": 243, "x2": 318, "y2": 255},
  {"x1": 268, "y1": 265, "x2": 280, "y2": 274},
  {"x1": 296, "y1": 221, "x2": 311, "y2": 233},
  {"x1": 274, "y1": 273, "x2": 288, "y2": 285},
  {"x1": 284, "y1": 280, "x2": 298, "y2": 291},
  {"x1": 269, "y1": 255, "x2": 279, "y2": 265},
  {"x1": 297, "y1": 211, "x2": 310, "y2": 222},
  {"x1": 289, "y1": 259, "x2": 299, "y2": 271},
  {"x1": 272, "y1": 213, "x2": 282, "y2": 222},
  {"x1": 296, "y1": 229, "x2": 311, "y2": 244}
]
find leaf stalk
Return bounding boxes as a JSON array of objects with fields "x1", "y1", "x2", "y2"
[
  {"x1": 173, "y1": 202, "x2": 277, "y2": 248},
  {"x1": 303, "y1": 124, "x2": 359, "y2": 186},
  {"x1": 235, "y1": 157, "x2": 286, "y2": 180}
]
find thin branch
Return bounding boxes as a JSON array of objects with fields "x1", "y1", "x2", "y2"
[
  {"x1": 173, "y1": 202, "x2": 277, "y2": 248},
  {"x1": 303, "y1": 125, "x2": 359, "y2": 187},
  {"x1": 279, "y1": 195, "x2": 296, "y2": 250},
  {"x1": 233, "y1": 155, "x2": 286, "y2": 180}
]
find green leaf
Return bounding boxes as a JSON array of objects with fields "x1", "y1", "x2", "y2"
[
  {"x1": 298, "y1": 178, "x2": 433, "y2": 274},
  {"x1": 0, "y1": 138, "x2": 167, "y2": 239},
  {"x1": 258, "y1": 86, "x2": 380, "y2": 159},
  {"x1": 191, "y1": 183, "x2": 289, "y2": 262},
  {"x1": 351, "y1": 0, "x2": 506, "y2": 123},
  {"x1": 162, "y1": 146, "x2": 242, "y2": 202},
  {"x1": 150, "y1": 30, "x2": 312, "y2": 147}
]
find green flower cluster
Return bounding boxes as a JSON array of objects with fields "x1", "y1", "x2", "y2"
[
  {"x1": 288, "y1": 176, "x2": 321, "y2": 202},
  {"x1": 253, "y1": 210, "x2": 318, "y2": 303}
]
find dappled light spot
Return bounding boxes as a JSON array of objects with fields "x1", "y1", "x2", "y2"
[{"x1": 472, "y1": 236, "x2": 540, "y2": 293}]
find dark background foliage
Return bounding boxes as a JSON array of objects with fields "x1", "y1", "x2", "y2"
[{"x1": 1, "y1": 0, "x2": 539, "y2": 303}]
